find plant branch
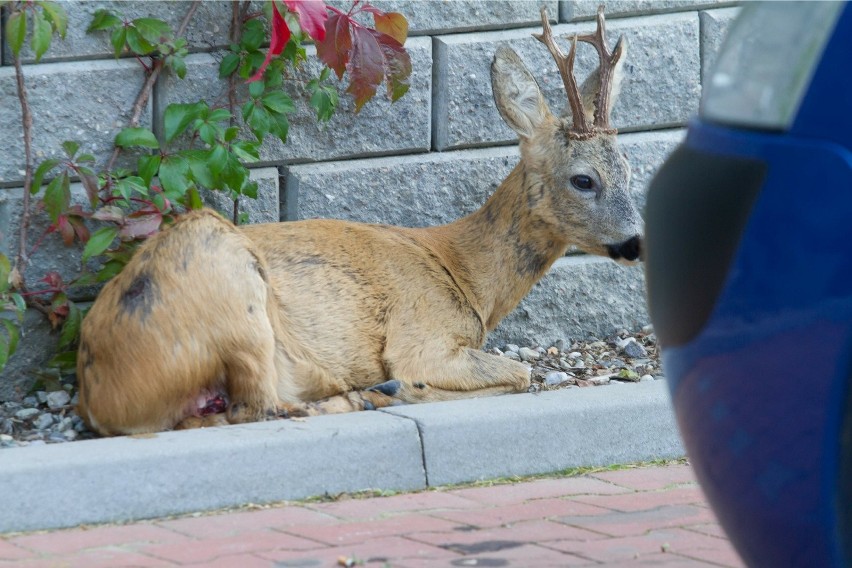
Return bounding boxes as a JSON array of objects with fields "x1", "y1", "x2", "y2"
[
  {"x1": 12, "y1": 51, "x2": 35, "y2": 291},
  {"x1": 227, "y1": 0, "x2": 251, "y2": 224},
  {"x1": 104, "y1": 0, "x2": 202, "y2": 177}
]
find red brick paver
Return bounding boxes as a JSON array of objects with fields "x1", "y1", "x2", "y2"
[{"x1": 0, "y1": 463, "x2": 745, "y2": 567}]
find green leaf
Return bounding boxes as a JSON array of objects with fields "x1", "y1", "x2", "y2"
[
  {"x1": 310, "y1": 86, "x2": 338, "y2": 122},
  {"x1": 132, "y1": 17, "x2": 171, "y2": 44},
  {"x1": 158, "y1": 155, "x2": 190, "y2": 196},
  {"x1": 43, "y1": 174, "x2": 70, "y2": 223},
  {"x1": 242, "y1": 180, "x2": 258, "y2": 200},
  {"x1": 247, "y1": 106, "x2": 272, "y2": 140},
  {"x1": 248, "y1": 79, "x2": 265, "y2": 98},
  {"x1": 164, "y1": 102, "x2": 203, "y2": 143},
  {"x1": 5, "y1": 10, "x2": 27, "y2": 57},
  {"x1": 241, "y1": 19, "x2": 265, "y2": 51},
  {"x1": 262, "y1": 91, "x2": 295, "y2": 115},
  {"x1": 137, "y1": 154, "x2": 161, "y2": 187},
  {"x1": 61, "y1": 140, "x2": 79, "y2": 159},
  {"x1": 207, "y1": 145, "x2": 228, "y2": 176},
  {"x1": 40, "y1": 1, "x2": 68, "y2": 38},
  {"x1": 223, "y1": 126, "x2": 239, "y2": 142},
  {"x1": 222, "y1": 155, "x2": 247, "y2": 192},
  {"x1": 115, "y1": 127, "x2": 159, "y2": 149},
  {"x1": 185, "y1": 151, "x2": 216, "y2": 188},
  {"x1": 231, "y1": 141, "x2": 260, "y2": 162},
  {"x1": 115, "y1": 176, "x2": 148, "y2": 200},
  {"x1": 76, "y1": 153, "x2": 96, "y2": 164},
  {"x1": 31, "y1": 9, "x2": 53, "y2": 61},
  {"x1": 125, "y1": 26, "x2": 154, "y2": 55},
  {"x1": 110, "y1": 26, "x2": 127, "y2": 58},
  {"x1": 87, "y1": 9, "x2": 121, "y2": 32},
  {"x1": 46, "y1": 350, "x2": 77, "y2": 374},
  {"x1": 170, "y1": 55, "x2": 186, "y2": 79},
  {"x1": 219, "y1": 52, "x2": 240, "y2": 78},
  {"x1": 1, "y1": 319, "x2": 20, "y2": 360},
  {"x1": 0, "y1": 255, "x2": 10, "y2": 294},
  {"x1": 32, "y1": 159, "x2": 61, "y2": 194},
  {"x1": 96, "y1": 259, "x2": 125, "y2": 282},
  {"x1": 11, "y1": 294, "x2": 26, "y2": 319},
  {"x1": 198, "y1": 123, "x2": 217, "y2": 146},
  {"x1": 82, "y1": 226, "x2": 119, "y2": 262},
  {"x1": 58, "y1": 301, "x2": 82, "y2": 350},
  {"x1": 185, "y1": 187, "x2": 203, "y2": 210},
  {"x1": 208, "y1": 109, "x2": 231, "y2": 123}
]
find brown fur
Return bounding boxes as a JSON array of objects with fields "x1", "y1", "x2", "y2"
[{"x1": 77, "y1": 40, "x2": 643, "y2": 436}]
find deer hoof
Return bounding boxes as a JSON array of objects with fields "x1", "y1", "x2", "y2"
[{"x1": 366, "y1": 379, "x2": 401, "y2": 396}]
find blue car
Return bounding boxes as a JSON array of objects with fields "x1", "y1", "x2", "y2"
[{"x1": 644, "y1": 2, "x2": 852, "y2": 567}]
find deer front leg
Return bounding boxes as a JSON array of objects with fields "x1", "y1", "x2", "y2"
[
  {"x1": 278, "y1": 389, "x2": 398, "y2": 417},
  {"x1": 379, "y1": 347, "x2": 531, "y2": 404}
]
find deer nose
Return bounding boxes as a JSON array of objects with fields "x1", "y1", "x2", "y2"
[{"x1": 607, "y1": 235, "x2": 642, "y2": 262}]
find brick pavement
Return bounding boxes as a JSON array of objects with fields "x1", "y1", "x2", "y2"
[{"x1": 0, "y1": 463, "x2": 744, "y2": 567}]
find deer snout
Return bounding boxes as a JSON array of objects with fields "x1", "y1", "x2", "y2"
[{"x1": 607, "y1": 235, "x2": 642, "y2": 262}]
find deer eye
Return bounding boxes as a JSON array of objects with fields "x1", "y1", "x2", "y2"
[{"x1": 571, "y1": 175, "x2": 595, "y2": 192}]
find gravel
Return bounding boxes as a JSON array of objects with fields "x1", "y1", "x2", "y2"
[{"x1": 0, "y1": 326, "x2": 663, "y2": 449}]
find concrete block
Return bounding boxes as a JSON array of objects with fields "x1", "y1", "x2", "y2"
[
  {"x1": 336, "y1": 1, "x2": 559, "y2": 35},
  {"x1": 433, "y1": 13, "x2": 700, "y2": 150},
  {"x1": 382, "y1": 381, "x2": 684, "y2": 486},
  {"x1": 0, "y1": 411, "x2": 426, "y2": 532},
  {"x1": 489, "y1": 255, "x2": 648, "y2": 347},
  {"x1": 286, "y1": 129, "x2": 682, "y2": 225},
  {"x1": 157, "y1": 37, "x2": 431, "y2": 165},
  {"x1": 561, "y1": 0, "x2": 739, "y2": 22},
  {"x1": 287, "y1": 146, "x2": 519, "y2": 224},
  {"x1": 700, "y1": 7, "x2": 740, "y2": 84},
  {"x1": 0, "y1": 58, "x2": 150, "y2": 186},
  {"x1": 3, "y1": 1, "x2": 232, "y2": 64},
  {"x1": 202, "y1": 167, "x2": 282, "y2": 224}
]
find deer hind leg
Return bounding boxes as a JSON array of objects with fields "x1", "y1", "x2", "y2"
[{"x1": 381, "y1": 346, "x2": 531, "y2": 404}]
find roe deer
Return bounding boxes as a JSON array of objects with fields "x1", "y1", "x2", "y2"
[{"x1": 77, "y1": 7, "x2": 643, "y2": 435}]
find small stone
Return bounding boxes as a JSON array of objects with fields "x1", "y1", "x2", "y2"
[
  {"x1": 640, "y1": 374, "x2": 655, "y2": 382},
  {"x1": 14, "y1": 408, "x2": 40, "y2": 420},
  {"x1": 518, "y1": 347, "x2": 540, "y2": 362},
  {"x1": 47, "y1": 433, "x2": 68, "y2": 443},
  {"x1": 504, "y1": 344, "x2": 520, "y2": 353},
  {"x1": 63, "y1": 430, "x2": 78, "y2": 441},
  {"x1": 0, "y1": 434, "x2": 12, "y2": 443},
  {"x1": 56, "y1": 417, "x2": 74, "y2": 432},
  {"x1": 624, "y1": 341, "x2": 648, "y2": 359},
  {"x1": 546, "y1": 346, "x2": 559, "y2": 356},
  {"x1": 552, "y1": 339, "x2": 565, "y2": 351},
  {"x1": 568, "y1": 351, "x2": 582, "y2": 359},
  {"x1": 46, "y1": 390, "x2": 71, "y2": 410},
  {"x1": 33, "y1": 413, "x2": 54, "y2": 430},
  {"x1": 544, "y1": 371, "x2": 569, "y2": 386},
  {"x1": 642, "y1": 324, "x2": 654, "y2": 333},
  {"x1": 535, "y1": 346, "x2": 546, "y2": 355},
  {"x1": 23, "y1": 396, "x2": 38, "y2": 407},
  {"x1": 0, "y1": 419, "x2": 13, "y2": 435},
  {"x1": 71, "y1": 393, "x2": 80, "y2": 406},
  {"x1": 588, "y1": 375, "x2": 611, "y2": 385},
  {"x1": 36, "y1": 391, "x2": 49, "y2": 404},
  {"x1": 503, "y1": 351, "x2": 521, "y2": 361}
]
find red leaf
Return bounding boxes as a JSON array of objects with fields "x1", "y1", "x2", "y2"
[
  {"x1": 120, "y1": 209, "x2": 163, "y2": 240},
  {"x1": 57, "y1": 215, "x2": 75, "y2": 246},
  {"x1": 373, "y1": 12, "x2": 407, "y2": 45},
  {"x1": 283, "y1": 0, "x2": 327, "y2": 41},
  {"x1": 40, "y1": 272, "x2": 64, "y2": 289},
  {"x1": 247, "y1": 2, "x2": 291, "y2": 83},
  {"x1": 346, "y1": 26, "x2": 384, "y2": 112},
  {"x1": 373, "y1": 30, "x2": 411, "y2": 101},
  {"x1": 69, "y1": 216, "x2": 91, "y2": 243},
  {"x1": 316, "y1": 13, "x2": 351, "y2": 80}
]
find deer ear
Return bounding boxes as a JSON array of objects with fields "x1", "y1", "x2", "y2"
[
  {"x1": 491, "y1": 46, "x2": 551, "y2": 139},
  {"x1": 577, "y1": 36, "x2": 628, "y2": 126}
]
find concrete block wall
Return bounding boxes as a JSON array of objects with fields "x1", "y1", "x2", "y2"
[{"x1": 0, "y1": 1, "x2": 739, "y2": 399}]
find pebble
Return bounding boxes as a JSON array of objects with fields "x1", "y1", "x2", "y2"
[
  {"x1": 15, "y1": 408, "x2": 40, "y2": 420},
  {"x1": 33, "y1": 414, "x2": 55, "y2": 430},
  {"x1": 640, "y1": 374, "x2": 655, "y2": 382},
  {"x1": 588, "y1": 375, "x2": 611, "y2": 386},
  {"x1": 503, "y1": 351, "x2": 521, "y2": 361},
  {"x1": 544, "y1": 371, "x2": 569, "y2": 386},
  {"x1": 623, "y1": 340, "x2": 648, "y2": 359},
  {"x1": 46, "y1": 391, "x2": 71, "y2": 409},
  {"x1": 518, "y1": 347, "x2": 540, "y2": 362},
  {"x1": 504, "y1": 344, "x2": 520, "y2": 353}
]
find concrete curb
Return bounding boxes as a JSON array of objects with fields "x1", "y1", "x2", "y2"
[{"x1": 0, "y1": 381, "x2": 683, "y2": 534}]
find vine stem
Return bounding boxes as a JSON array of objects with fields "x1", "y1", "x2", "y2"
[
  {"x1": 228, "y1": 0, "x2": 251, "y2": 224},
  {"x1": 12, "y1": 52, "x2": 34, "y2": 290},
  {"x1": 104, "y1": 0, "x2": 202, "y2": 177}
]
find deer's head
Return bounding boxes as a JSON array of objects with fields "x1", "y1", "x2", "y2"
[{"x1": 491, "y1": 6, "x2": 642, "y2": 262}]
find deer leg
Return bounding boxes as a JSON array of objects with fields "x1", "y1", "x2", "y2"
[
  {"x1": 223, "y1": 336, "x2": 280, "y2": 425},
  {"x1": 382, "y1": 348, "x2": 531, "y2": 404},
  {"x1": 278, "y1": 390, "x2": 397, "y2": 418}
]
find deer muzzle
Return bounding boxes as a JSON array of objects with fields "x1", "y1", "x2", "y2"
[{"x1": 607, "y1": 235, "x2": 642, "y2": 262}]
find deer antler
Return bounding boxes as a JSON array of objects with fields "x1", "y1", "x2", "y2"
[
  {"x1": 576, "y1": 5, "x2": 624, "y2": 132},
  {"x1": 533, "y1": 5, "x2": 624, "y2": 139},
  {"x1": 533, "y1": 7, "x2": 592, "y2": 139}
]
